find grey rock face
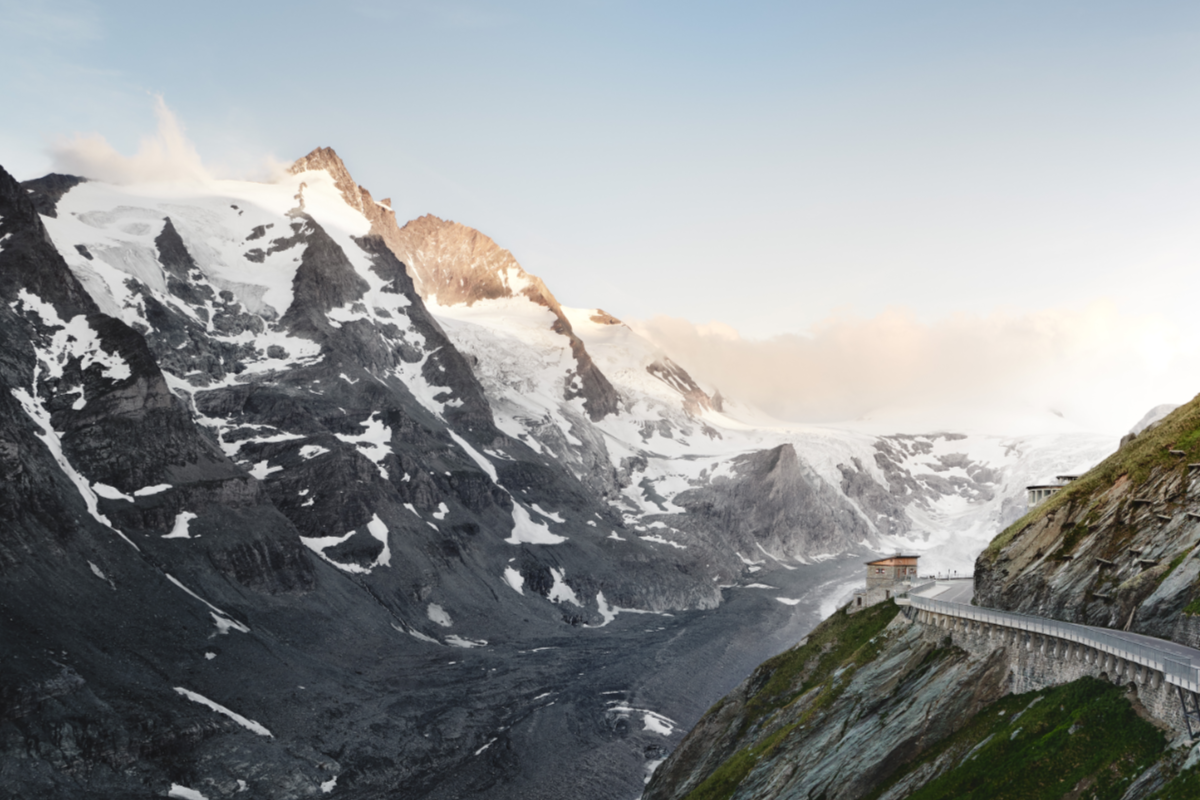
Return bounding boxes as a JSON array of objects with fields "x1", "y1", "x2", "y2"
[
  {"x1": 644, "y1": 614, "x2": 1009, "y2": 800},
  {"x1": 671, "y1": 443, "x2": 877, "y2": 561},
  {"x1": 975, "y1": 459, "x2": 1200, "y2": 642},
  {"x1": 19, "y1": 173, "x2": 87, "y2": 218}
]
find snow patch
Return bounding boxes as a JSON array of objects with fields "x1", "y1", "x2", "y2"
[
  {"x1": 530, "y1": 503, "x2": 564, "y2": 523},
  {"x1": 248, "y1": 460, "x2": 282, "y2": 480},
  {"x1": 174, "y1": 687, "x2": 272, "y2": 737},
  {"x1": 639, "y1": 534, "x2": 686, "y2": 550},
  {"x1": 589, "y1": 591, "x2": 661, "y2": 628},
  {"x1": 503, "y1": 567, "x2": 525, "y2": 594},
  {"x1": 299, "y1": 444, "x2": 329, "y2": 460},
  {"x1": 163, "y1": 511, "x2": 198, "y2": 539},
  {"x1": 335, "y1": 413, "x2": 392, "y2": 479},
  {"x1": 14, "y1": 289, "x2": 132, "y2": 382},
  {"x1": 168, "y1": 785, "x2": 209, "y2": 800},
  {"x1": 547, "y1": 568, "x2": 581, "y2": 606},
  {"x1": 93, "y1": 483, "x2": 133, "y2": 501},
  {"x1": 164, "y1": 574, "x2": 249, "y2": 633},
  {"x1": 366, "y1": 514, "x2": 391, "y2": 567},
  {"x1": 427, "y1": 603, "x2": 453, "y2": 627},
  {"x1": 448, "y1": 429, "x2": 498, "y2": 482},
  {"x1": 299, "y1": 531, "x2": 370, "y2": 574},
  {"x1": 446, "y1": 635, "x2": 487, "y2": 648},
  {"x1": 506, "y1": 502, "x2": 566, "y2": 545},
  {"x1": 392, "y1": 621, "x2": 441, "y2": 645}
]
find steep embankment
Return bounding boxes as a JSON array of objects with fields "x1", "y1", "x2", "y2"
[
  {"x1": 644, "y1": 602, "x2": 1011, "y2": 800},
  {"x1": 977, "y1": 393, "x2": 1200, "y2": 643},
  {"x1": 644, "y1": 601, "x2": 1200, "y2": 800}
]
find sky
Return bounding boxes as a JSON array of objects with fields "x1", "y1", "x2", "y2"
[{"x1": 3, "y1": 0, "x2": 1199, "y2": 434}]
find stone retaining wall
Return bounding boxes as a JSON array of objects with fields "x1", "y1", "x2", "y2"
[{"x1": 908, "y1": 607, "x2": 1194, "y2": 735}]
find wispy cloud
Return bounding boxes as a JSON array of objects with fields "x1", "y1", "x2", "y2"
[
  {"x1": 632, "y1": 303, "x2": 1198, "y2": 434},
  {"x1": 50, "y1": 95, "x2": 211, "y2": 183}
]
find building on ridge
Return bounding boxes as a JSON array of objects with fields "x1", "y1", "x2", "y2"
[
  {"x1": 1026, "y1": 474, "x2": 1081, "y2": 508},
  {"x1": 848, "y1": 553, "x2": 919, "y2": 613}
]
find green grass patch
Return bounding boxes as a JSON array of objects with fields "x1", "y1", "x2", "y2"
[
  {"x1": 1152, "y1": 764, "x2": 1200, "y2": 799},
  {"x1": 1053, "y1": 522, "x2": 1090, "y2": 559},
  {"x1": 864, "y1": 677, "x2": 1168, "y2": 800},
  {"x1": 741, "y1": 600, "x2": 899, "y2": 731},
  {"x1": 680, "y1": 601, "x2": 900, "y2": 800},
  {"x1": 1181, "y1": 593, "x2": 1200, "y2": 616},
  {"x1": 984, "y1": 392, "x2": 1200, "y2": 563}
]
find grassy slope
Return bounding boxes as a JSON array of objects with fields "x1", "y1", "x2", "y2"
[
  {"x1": 680, "y1": 601, "x2": 900, "y2": 800},
  {"x1": 864, "y1": 677, "x2": 1168, "y2": 800},
  {"x1": 984, "y1": 392, "x2": 1200, "y2": 562}
]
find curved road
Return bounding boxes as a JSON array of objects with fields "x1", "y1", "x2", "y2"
[{"x1": 911, "y1": 579, "x2": 1200, "y2": 675}]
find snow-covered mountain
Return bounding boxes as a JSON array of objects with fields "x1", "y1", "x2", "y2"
[{"x1": 0, "y1": 149, "x2": 1115, "y2": 799}]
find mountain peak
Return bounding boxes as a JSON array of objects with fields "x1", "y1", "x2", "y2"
[{"x1": 290, "y1": 146, "x2": 366, "y2": 214}]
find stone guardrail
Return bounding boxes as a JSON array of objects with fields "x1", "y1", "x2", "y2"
[{"x1": 906, "y1": 591, "x2": 1200, "y2": 694}]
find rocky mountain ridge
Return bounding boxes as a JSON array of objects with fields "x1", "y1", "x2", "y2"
[{"x1": 0, "y1": 148, "x2": 1116, "y2": 799}]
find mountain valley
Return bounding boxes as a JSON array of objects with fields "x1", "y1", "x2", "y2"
[{"x1": 0, "y1": 149, "x2": 1116, "y2": 799}]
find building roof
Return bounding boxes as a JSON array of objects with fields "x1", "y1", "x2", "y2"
[{"x1": 865, "y1": 555, "x2": 919, "y2": 566}]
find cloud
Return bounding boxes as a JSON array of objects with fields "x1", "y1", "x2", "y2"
[
  {"x1": 631, "y1": 303, "x2": 1200, "y2": 435},
  {"x1": 50, "y1": 96, "x2": 212, "y2": 184}
]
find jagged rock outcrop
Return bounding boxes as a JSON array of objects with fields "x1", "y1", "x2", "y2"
[
  {"x1": 670, "y1": 443, "x2": 878, "y2": 562},
  {"x1": 647, "y1": 357, "x2": 716, "y2": 417},
  {"x1": 290, "y1": 148, "x2": 620, "y2": 422}
]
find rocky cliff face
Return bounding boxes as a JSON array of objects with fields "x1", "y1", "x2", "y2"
[
  {"x1": 291, "y1": 147, "x2": 620, "y2": 422},
  {"x1": 643, "y1": 604, "x2": 1014, "y2": 800},
  {"x1": 670, "y1": 444, "x2": 875, "y2": 563},
  {"x1": 976, "y1": 395, "x2": 1200, "y2": 645}
]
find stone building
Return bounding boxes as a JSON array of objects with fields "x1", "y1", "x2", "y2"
[
  {"x1": 865, "y1": 554, "x2": 919, "y2": 589},
  {"x1": 849, "y1": 554, "x2": 919, "y2": 612}
]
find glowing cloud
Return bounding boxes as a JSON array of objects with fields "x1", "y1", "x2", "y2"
[
  {"x1": 632, "y1": 302, "x2": 1200, "y2": 435},
  {"x1": 50, "y1": 96, "x2": 211, "y2": 184}
]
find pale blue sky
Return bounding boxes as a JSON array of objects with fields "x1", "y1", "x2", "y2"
[{"x1": 3, "y1": 1, "x2": 1200, "y2": 430}]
